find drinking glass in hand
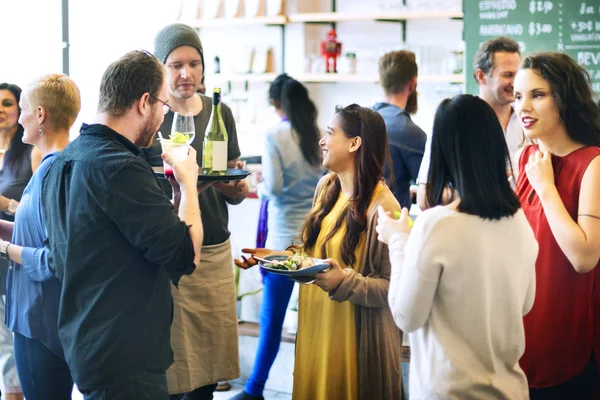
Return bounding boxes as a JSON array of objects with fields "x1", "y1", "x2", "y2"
[{"x1": 171, "y1": 112, "x2": 196, "y2": 145}]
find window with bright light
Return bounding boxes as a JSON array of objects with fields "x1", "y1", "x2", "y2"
[{"x1": 3, "y1": 0, "x2": 63, "y2": 92}]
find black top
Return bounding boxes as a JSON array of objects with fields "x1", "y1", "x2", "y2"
[
  {"x1": 373, "y1": 102, "x2": 426, "y2": 208},
  {"x1": 0, "y1": 143, "x2": 33, "y2": 295},
  {"x1": 41, "y1": 123, "x2": 196, "y2": 391},
  {"x1": 143, "y1": 94, "x2": 241, "y2": 245}
]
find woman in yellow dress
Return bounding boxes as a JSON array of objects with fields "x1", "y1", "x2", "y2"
[{"x1": 237, "y1": 104, "x2": 402, "y2": 400}]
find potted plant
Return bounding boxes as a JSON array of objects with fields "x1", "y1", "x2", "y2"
[{"x1": 233, "y1": 265, "x2": 263, "y2": 320}]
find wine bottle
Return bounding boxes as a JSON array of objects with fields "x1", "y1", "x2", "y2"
[{"x1": 202, "y1": 88, "x2": 228, "y2": 175}]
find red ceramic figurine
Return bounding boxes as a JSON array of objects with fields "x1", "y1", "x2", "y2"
[{"x1": 321, "y1": 28, "x2": 342, "y2": 73}]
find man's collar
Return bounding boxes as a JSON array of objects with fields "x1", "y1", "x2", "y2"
[{"x1": 79, "y1": 123, "x2": 141, "y2": 155}]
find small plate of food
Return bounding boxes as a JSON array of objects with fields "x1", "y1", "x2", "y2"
[{"x1": 258, "y1": 252, "x2": 330, "y2": 276}]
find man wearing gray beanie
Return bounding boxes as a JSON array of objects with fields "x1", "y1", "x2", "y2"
[
  {"x1": 143, "y1": 23, "x2": 247, "y2": 400},
  {"x1": 153, "y1": 23, "x2": 205, "y2": 72}
]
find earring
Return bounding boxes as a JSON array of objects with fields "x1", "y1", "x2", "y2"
[{"x1": 38, "y1": 127, "x2": 43, "y2": 135}]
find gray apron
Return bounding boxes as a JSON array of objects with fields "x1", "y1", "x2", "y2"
[{"x1": 167, "y1": 239, "x2": 240, "y2": 394}]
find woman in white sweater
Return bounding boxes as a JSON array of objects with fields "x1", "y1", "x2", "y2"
[{"x1": 377, "y1": 94, "x2": 538, "y2": 400}]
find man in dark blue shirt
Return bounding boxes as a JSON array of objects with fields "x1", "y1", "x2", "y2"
[
  {"x1": 41, "y1": 50, "x2": 203, "y2": 399},
  {"x1": 373, "y1": 49, "x2": 426, "y2": 398},
  {"x1": 373, "y1": 50, "x2": 427, "y2": 209}
]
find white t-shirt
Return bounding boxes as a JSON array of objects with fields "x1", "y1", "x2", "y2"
[
  {"x1": 387, "y1": 206, "x2": 537, "y2": 400},
  {"x1": 417, "y1": 108, "x2": 522, "y2": 185}
]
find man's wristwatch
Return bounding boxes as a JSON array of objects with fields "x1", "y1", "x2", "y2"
[
  {"x1": 6, "y1": 199, "x2": 17, "y2": 215},
  {"x1": 0, "y1": 240, "x2": 10, "y2": 260}
]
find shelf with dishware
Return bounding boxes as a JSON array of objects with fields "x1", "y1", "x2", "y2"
[
  {"x1": 287, "y1": 10, "x2": 463, "y2": 24},
  {"x1": 207, "y1": 73, "x2": 464, "y2": 84},
  {"x1": 185, "y1": 15, "x2": 288, "y2": 28},
  {"x1": 295, "y1": 73, "x2": 464, "y2": 84},
  {"x1": 182, "y1": 9, "x2": 462, "y2": 28},
  {"x1": 188, "y1": 0, "x2": 465, "y2": 87}
]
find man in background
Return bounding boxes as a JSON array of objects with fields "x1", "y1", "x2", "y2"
[
  {"x1": 41, "y1": 50, "x2": 203, "y2": 398},
  {"x1": 373, "y1": 50, "x2": 427, "y2": 399},
  {"x1": 146, "y1": 23, "x2": 248, "y2": 400},
  {"x1": 374, "y1": 50, "x2": 426, "y2": 209},
  {"x1": 417, "y1": 36, "x2": 523, "y2": 210}
]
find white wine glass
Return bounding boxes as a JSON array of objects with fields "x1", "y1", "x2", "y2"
[{"x1": 171, "y1": 112, "x2": 195, "y2": 145}]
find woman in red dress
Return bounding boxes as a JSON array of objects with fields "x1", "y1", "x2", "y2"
[{"x1": 514, "y1": 52, "x2": 600, "y2": 399}]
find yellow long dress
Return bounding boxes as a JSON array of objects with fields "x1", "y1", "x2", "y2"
[{"x1": 292, "y1": 187, "x2": 375, "y2": 400}]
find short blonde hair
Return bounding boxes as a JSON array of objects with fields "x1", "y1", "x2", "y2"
[{"x1": 26, "y1": 74, "x2": 81, "y2": 131}]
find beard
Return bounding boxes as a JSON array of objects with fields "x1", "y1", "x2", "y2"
[
  {"x1": 405, "y1": 90, "x2": 418, "y2": 115},
  {"x1": 499, "y1": 87, "x2": 515, "y2": 104},
  {"x1": 135, "y1": 108, "x2": 162, "y2": 148}
]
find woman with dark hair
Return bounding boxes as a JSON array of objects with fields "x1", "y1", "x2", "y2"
[
  {"x1": 377, "y1": 94, "x2": 538, "y2": 399},
  {"x1": 231, "y1": 74, "x2": 322, "y2": 400},
  {"x1": 513, "y1": 52, "x2": 600, "y2": 399},
  {"x1": 236, "y1": 104, "x2": 402, "y2": 399},
  {"x1": 0, "y1": 83, "x2": 41, "y2": 400},
  {"x1": 0, "y1": 84, "x2": 39, "y2": 220}
]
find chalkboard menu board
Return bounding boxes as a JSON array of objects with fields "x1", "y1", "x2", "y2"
[{"x1": 464, "y1": 0, "x2": 600, "y2": 97}]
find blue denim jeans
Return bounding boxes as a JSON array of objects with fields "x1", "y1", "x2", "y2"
[
  {"x1": 80, "y1": 369, "x2": 169, "y2": 400},
  {"x1": 13, "y1": 333, "x2": 73, "y2": 400},
  {"x1": 401, "y1": 361, "x2": 410, "y2": 399},
  {"x1": 245, "y1": 272, "x2": 294, "y2": 396}
]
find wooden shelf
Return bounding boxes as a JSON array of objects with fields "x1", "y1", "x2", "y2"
[
  {"x1": 205, "y1": 73, "x2": 463, "y2": 84},
  {"x1": 208, "y1": 73, "x2": 278, "y2": 82},
  {"x1": 296, "y1": 73, "x2": 464, "y2": 84},
  {"x1": 184, "y1": 10, "x2": 463, "y2": 27},
  {"x1": 296, "y1": 73, "x2": 375, "y2": 83},
  {"x1": 287, "y1": 10, "x2": 463, "y2": 23},
  {"x1": 238, "y1": 321, "x2": 296, "y2": 343},
  {"x1": 187, "y1": 15, "x2": 287, "y2": 28}
]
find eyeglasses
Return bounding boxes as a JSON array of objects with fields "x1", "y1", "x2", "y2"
[{"x1": 149, "y1": 93, "x2": 171, "y2": 115}]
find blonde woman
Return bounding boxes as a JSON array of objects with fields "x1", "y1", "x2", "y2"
[{"x1": 0, "y1": 74, "x2": 80, "y2": 399}]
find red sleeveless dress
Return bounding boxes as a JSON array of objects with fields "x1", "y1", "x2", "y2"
[{"x1": 516, "y1": 144, "x2": 600, "y2": 388}]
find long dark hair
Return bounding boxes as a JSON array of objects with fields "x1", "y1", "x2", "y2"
[
  {"x1": 269, "y1": 74, "x2": 321, "y2": 166},
  {"x1": 426, "y1": 94, "x2": 520, "y2": 220},
  {"x1": 521, "y1": 52, "x2": 600, "y2": 146},
  {"x1": 301, "y1": 104, "x2": 388, "y2": 266},
  {"x1": 0, "y1": 83, "x2": 30, "y2": 172}
]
